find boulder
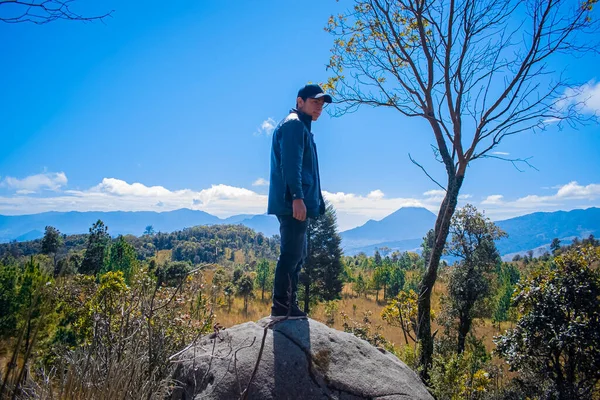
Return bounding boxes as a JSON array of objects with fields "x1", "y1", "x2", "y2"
[{"x1": 170, "y1": 317, "x2": 433, "y2": 400}]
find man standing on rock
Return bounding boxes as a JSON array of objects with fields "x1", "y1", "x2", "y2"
[{"x1": 267, "y1": 84, "x2": 332, "y2": 320}]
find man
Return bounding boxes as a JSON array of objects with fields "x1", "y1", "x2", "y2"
[{"x1": 267, "y1": 84, "x2": 332, "y2": 320}]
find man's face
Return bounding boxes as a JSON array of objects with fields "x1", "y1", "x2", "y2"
[{"x1": 297, "y1": 97, "x2": 326, "y2": 121}]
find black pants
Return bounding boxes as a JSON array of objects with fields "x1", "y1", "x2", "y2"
[{"x1": 272, "y1": 215, "x2": 308, "y2": 305}]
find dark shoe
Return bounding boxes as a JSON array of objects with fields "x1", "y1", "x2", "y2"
[
  {"x1": 289, "y1": 302, "x2": 308, "y2": 319},
  {"x1": 270, "y1": 299, "x2": 307, "y2": 320},
  {"x1": 270, "y1": 300, "x2": 288, "y2": 320}
]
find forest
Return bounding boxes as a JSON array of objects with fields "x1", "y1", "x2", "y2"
[{"x1": 1, "y1": 203, "x2": 599, "y2": 399}]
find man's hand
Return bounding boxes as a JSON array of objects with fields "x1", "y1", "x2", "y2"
[{"x1": 292, "y1": 199, "x2": 307, "y2": 221}]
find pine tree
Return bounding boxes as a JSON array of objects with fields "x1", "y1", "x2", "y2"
[
  {"x1": 353, "y1": 272, "x2": 367, "y2": 298},
  {"x1": 301, "y1": 201, "x2": 344, "y2": 312},
  {"x1": 105, "y1": 235, "x2": 138, "y2": 282},
  {"x1": 41, "y1": 226, "x2": 63, "y2": 276},
  {"x1": 236, "y1": 274, "x2": 254, "y2": 314},
  {"x1": 80, "y1": 220, "x2": 110, "y2": 275},
  {"x1": 550, "y1": 238, "x2": 561, "y2": 255},
  {"x1": 373, "y1": 250, "x2": 382, "y2": 266},
  {"x1": 224, "y1": 282, "x2": 235, "y2": 312},
  {"x1": 144, "y1": 225, "x2": 155, "y2": 236},
  {"x1": 255, "y1": 259, "x2": 271, "y2": 301},
  {"x1": 386, "y1": 266, "x2": 406, "y2": 299},
  {"x1": 371, "y1": 267, "x2": 384, "y2": 302}
]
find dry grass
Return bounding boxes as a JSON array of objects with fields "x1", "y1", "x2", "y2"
[
  {"x1": 212, "y1": 297, "x2": 273, "y2": 327},
  {"x1": 208, "y1": 273, "x2": 512, "y2": 355}
]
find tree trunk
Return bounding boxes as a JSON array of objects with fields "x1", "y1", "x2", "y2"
[
  {"x1": 304, "y1": 280, "x2": 310, "y2": 313},
  {"x1": 457, "y1": 309, "x2": 472, "y2": 354},
  {"x1": 553, "y1": 355, "x2": 566, "y2": 400},
  {"x1": 261, "y1": 285, "x2": 265, "y2": 301},
  {"x1": 399, "y1": 310, "x2": 410, "y2": 345},
  {"x1": 417, "y1": 174, "x2": 464, "y2": 380},
  {"x1": 24, "y1": 318, "x2": 32, "y2": 359}
]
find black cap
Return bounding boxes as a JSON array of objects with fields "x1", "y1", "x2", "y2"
[{"x1": 297, "y1": 84, "x2": 332, "y2": 103}]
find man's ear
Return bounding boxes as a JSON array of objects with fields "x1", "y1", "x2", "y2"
[{"x1": 297, "y1": 97, "x2": 304, "y2": 109}]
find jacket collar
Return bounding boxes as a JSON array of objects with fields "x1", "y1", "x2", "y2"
[{"x1": 291, "y1": 108, "x2": 312, "y2": 132}]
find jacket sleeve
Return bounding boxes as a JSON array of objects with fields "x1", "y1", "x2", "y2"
[{"x1": 280, "y1": 119, "x2": 304, "y2": 200}]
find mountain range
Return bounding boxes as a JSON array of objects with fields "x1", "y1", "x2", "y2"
[
  {"x1": 1, "y1": 207, "x2": 598, "y2": 258},
  {"x1": 0, "y1": 209, "x2": 280, "y2": 243},
  {"x1": 340, "y1": 207, "x2": 600, "y2": 258}
]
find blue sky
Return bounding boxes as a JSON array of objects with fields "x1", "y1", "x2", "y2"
[{"x1": 1, "y1": 0, "x2": 599, "y2": 231}]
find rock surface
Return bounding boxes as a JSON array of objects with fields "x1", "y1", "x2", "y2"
[{"x1": 170, "y1": 317, "x2": 433, "y2": 400}]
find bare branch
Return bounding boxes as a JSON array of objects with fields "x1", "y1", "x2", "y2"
[
  {"x1": 0, "y1": 0, "x2": 113, "y2": 24},
  {"x1": 475, "y1": 154, "x2": 539, "y2": 172},
  {"x1": 408, "y1": 153, "x2": 446, "y2": 191}
]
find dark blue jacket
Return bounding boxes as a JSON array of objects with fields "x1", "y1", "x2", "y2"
[{"x1": 267, "y1": 109, "x2": 325, "y2": 218}]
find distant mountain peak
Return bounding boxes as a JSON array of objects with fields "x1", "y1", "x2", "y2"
[
  {"x1": 386, "y1": 206, "x2": 436, "y2": 218},
  {"x1": 341, "y1": 206, "x2": 437, "y2": 246}
]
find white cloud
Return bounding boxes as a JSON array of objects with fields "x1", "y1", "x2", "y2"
[
  {"x1": 543, "y1": 117, "x2": 561, "y2": 124},
  {"x1": 424, "y1": 189, "x2": 446, "y2": 197},
  {"x1": 1, "y1": 172, "x2": 67, "y2": 193},
  {"x1": 512, "y1": 195, "x2": 560, "y2": 207},
  {"x1": 88, "y1": 178, "x2": 172, "y2": 197},
  {"x1": 5, "y1": 173, "x2": 597, "y2": 231},
  {"x1": 0, "y1": 178, "x2": 268, "y2": 218},
  {"x1": 422, "y1": 189, "x2": 471, "y2": 199},
  {"x1": 422, "y1": 190, "x2": 446, "y2": 204},
  {"x1": 491, "y1": 151, "x2": 510, "y2": 156},
  {"x1": 421, "y1": 189, "x2": 472, "y2": 204},
  {"x1": 1, "y1": 173, "x2": 451, "y2": 230},
  {"x1": 252, "y1": 178, "x2": 269, "y2": 186},
  {"x1": 255, "y1": 117, "x2": 277, "y2": 136},
  {"x1": 367, "y1": 189, "x2": 385, "y2": 199},
  {"x1": 511, "y1": 181, "x2": 600, "y2": 205},
  {"x1": 482, "y1": 195, "x2": 504, "y2": 205},
  {"x1": 560, "y1": 80, "x2": 600, "y2": 115},
  {"x1": 479, "y1": 182, "x2": 600, "y2": 220},
  {"x1": 555, "y1": 181, "x2": 600, "y2": 199}
]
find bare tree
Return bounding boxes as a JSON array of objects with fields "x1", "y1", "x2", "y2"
[
  {"x1": 324, "y1": 0, "x2": 599, "y2": 378},
  {"x1": 0, "y1": 0, "x2": 112, "y2": 24}
]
